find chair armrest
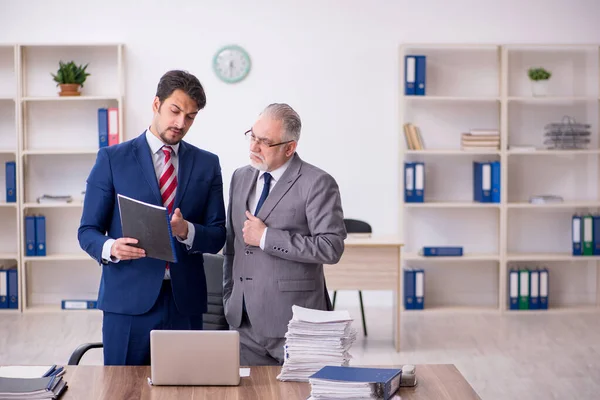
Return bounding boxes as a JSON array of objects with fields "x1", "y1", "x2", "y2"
[{"x1": 68, "y1": 342, "x2": 104, "y2": 365}]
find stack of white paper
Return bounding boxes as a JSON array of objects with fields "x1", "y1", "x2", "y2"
[{"x1": 277, "y1": 305, "x2": 357, "y2": 382}]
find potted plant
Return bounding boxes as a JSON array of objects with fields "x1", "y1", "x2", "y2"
[
  {"x1": 528, "y1": 67, "x2": 551, "y2": 97},
  {"x1": 51, "y1": 61, "x2": 91, "y2": 96}
]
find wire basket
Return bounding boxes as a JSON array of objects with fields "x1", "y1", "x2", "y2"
[{"x1": 543, "y1": 116, "x2": 591, "y2": 150}]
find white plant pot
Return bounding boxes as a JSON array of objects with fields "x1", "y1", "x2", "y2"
[{"x1": 531, "y1": 80, "x2": 548, "y2": 97}]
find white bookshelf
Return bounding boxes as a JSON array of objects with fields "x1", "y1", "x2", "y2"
[
  {"x1": 399, "y1": 43, "x2": 600, "y2": 313},
  {"x1": 0, "y1": 45, "x2": 20, "y2": 312},
  {"x1": 13, "y1": 44, "x2": 125, "y2": 312}
]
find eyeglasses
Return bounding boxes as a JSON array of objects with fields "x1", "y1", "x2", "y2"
[{"x1": 244, "y1": 129, "x2": 294, "y2": 148}]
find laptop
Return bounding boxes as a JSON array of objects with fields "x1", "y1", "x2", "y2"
[{"x1": 150, "y1": 330, "x2": 241, "y2": 386}]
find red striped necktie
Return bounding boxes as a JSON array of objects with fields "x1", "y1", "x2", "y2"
[{"x1": 159, "y1": 145, "x2": 177, "y2": 271}]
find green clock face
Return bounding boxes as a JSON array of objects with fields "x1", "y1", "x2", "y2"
[{"x1": 213, "y1": 45, "x2": 251, "y2": 83}]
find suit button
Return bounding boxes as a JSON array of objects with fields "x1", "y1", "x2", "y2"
[
  {"x1": 273, "y1": 246, "x2": 277, "y2": 250},
  {"x1": 245, "y1": 250, "x2": 250, "y2": 255},
  {"x1": 239, "y1": 277, "x2": 243, "y2": 282}
]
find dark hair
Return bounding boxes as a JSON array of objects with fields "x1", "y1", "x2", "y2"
[{"x1": 155, "y1": 70, "x2": 206, "y2": 110}]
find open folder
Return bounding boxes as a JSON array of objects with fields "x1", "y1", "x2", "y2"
[{"x1": 117, "y1": 194, "x2": 178, "y2": 263}]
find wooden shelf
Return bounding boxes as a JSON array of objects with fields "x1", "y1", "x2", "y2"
[
  {"x1": 22, "y1": 96, "x2": 120, "y2": 102},
  {"x1": 507, "y1": 253, "x2": 600, "y2": 261},
  {"x1": 507, "y1": 149, "x2": 600, "y2": 156},
  {"x1": 403, "y1": 306, "x2": 499, "y2": 313},
  {"x1": 405, "y1": 201, "x2": 500, "y2": 209},
  {"x1": 404, "y1": 96, "x2": 500, "y2": 102},
  {"x1": 405, "y1": 149, "x2": 500, "y2": 155},
  {"x1": 404, "y1": 253, "x2": 499, "y2": 261},
  {"x1": 400, "y1": 43, "x2": 600, "y2": 313},
  {"x1": 507, "y1": 96, "x2": 598, "y2": 103},
  {"x1": 24, "y1": 304, "x2": 100, "y2": 314},
  {"x1": 23, "y1": 253, "x2": 92, "y2": 262},
  {"x1": 23, "y1": 201, "x2": 83, "y2": 209},
  {"x1": 0, "y1": 309, "x2": 20, "y2": 313},
  {"x1": 0, "y1": 203, "x2": 17, "y2": 208},
  {"x1": 22, "y1": 149, "x2": 99, "y2": 156},
  {"x1": 505, "y1": 306, "x2": 598, "y2": 314},
  {"x1": 507, "y1": 202, "x2": 600, "y2": 209},
  {"x1": 0, "y1": 253, "x2": 18, "y2": 260}
]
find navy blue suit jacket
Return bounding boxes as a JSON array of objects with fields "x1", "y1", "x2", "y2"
[{"x1": 78, "y1": 133, "x2": 226, "y2": 316}]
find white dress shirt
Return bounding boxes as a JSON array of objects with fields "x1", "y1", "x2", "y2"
[
  {"x1": 248, "y1": 157, "x2": 292, "y2": 249},
  {"x1": 101, "y1": 129, "x2": 195, "y2": 277}
]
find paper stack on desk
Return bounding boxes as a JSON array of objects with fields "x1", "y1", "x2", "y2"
[
  {"x1": 0, "y1": 365, "x2": 67, "y2": 399},
  {"x1": 276, "y1": 305, "x2": 357, "y2": 382}
]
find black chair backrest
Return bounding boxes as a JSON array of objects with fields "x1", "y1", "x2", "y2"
[
  {"x1": 202, "y1": 253, "x2": 229, "y2": 330},
  {"x1": 343, "y1": 219, "x2": 372, "y2": 234}
]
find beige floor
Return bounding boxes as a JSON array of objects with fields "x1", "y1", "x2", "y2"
[{"x1": 1, "y1": 306, "x2": 599, "y2": 400}]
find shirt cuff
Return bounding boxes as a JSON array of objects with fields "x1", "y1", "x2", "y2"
[
  {"x1": 259, "y1": 227, "x2": 268, "y2": 250},
  {"x1": 102, "y1": 238, "x2": 119, "y2": 263},
  {"x1": 176, "y1": 221, "x2": 195, "y2": 250}
]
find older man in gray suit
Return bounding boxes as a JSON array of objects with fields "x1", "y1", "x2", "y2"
[{"x1": 223, "y1": 103, "x2": 346, "y2": 366}]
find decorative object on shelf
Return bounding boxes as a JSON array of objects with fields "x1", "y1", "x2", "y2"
[
  {"x1": 36, "y1": 194, "x2": 73, "y2": 204},
  {"x1": 529, "y1": 195, "x2": 563, "y2": 204},
  {"x1": 543, "y1": 116, "x2": 591, "y2": 150},
  {"x1": 528, "y1": 67, "x2": 551, "y2": 97},
  {"x1": 51, "y1": 60, "x2": 91, "y2": 96},
  {"x1": 212, "y1": 45, "x2": 251, "y2": 83}
]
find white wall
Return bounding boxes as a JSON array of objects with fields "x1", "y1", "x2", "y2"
[{"x1": 2, "y1": 0, "x2": 600, "y2": 306}]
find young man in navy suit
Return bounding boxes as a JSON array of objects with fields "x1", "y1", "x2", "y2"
[{"x1": 78, "y1": 70, "x2": 226, "y2": 365}]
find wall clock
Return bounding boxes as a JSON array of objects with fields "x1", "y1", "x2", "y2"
[{"x1": 213, "y1": 45, "x2": 251, "y2": 83}]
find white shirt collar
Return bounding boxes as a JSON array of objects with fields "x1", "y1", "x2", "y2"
[
  {"x1": 259, "y1": 156, "x2": 293, "y2": 183},
  {"x1": 145, "y1": 128, "x2": 180, "y2": 156}
]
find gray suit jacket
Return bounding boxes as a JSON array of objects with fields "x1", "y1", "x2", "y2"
[{"x1": 223, "y1": 153, "x2": 346, "y2": 338}]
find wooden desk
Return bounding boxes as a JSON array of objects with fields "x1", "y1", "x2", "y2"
[
  {"x1": 61, "y1": 365, "x2": 480, "y2": 400},
  {"x1": 324, "y1": 236, "x2": 403, "y2": 351}
]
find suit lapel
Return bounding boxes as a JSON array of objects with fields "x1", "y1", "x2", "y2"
[
  {"x1": 132, "y1": 133, "x2": 162, "y2": 205},
  {"x1": 174, "y1": 141, "x2": 194, "y2": 210},
  {"x1": 240, "y1": 167, "x2": 259, "y2": 212},
  {"x1": 256, "y1": 153, "x2": 302, "y2": 221}
]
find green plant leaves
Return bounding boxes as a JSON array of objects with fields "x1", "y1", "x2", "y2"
[
  {"x1": 50, "y1": 61, "x2": 91, "y2": 87},
  {"x1": 528, "y1": 67, "x2": 551, "y2": 81}
]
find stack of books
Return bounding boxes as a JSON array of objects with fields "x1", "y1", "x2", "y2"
[
  {"x1": 403, "y1": 123, "x2": 425, "y2": 150},
  {"x1": 461, "y1": 129, "x2": 499, "y2": 151},
  {"x1": 277, "y1": 305, "x2": 357, "y2": 382},
  {"x1": 0, "y1": 365, "x2": 67, "y2": 399}
]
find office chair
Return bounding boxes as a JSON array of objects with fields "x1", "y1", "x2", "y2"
[
  {"x1": 68, "y1": 254, "x2": 229, "y2": 365},
  {"x1": 332, "y1": 218, "x2": 371, "y2": 336}
]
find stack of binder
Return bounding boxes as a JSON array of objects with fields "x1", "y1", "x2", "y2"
[
  {"x1": 461, "y1": 129, "x2": 500, "y2": 150},
  {"x1": 404, "y1": 55, "x2": 426, "y2": 96},
  {"x1": 0, "y1": 267, "x2": 18, "y2": 309},
  {"x1": 572, "y1": 214, "x2": 600, "y2": 256},
  {"x1": 403, "y1": 268, "x2": 424, "y2": 310},
  {"x1": 308, "y1": 365, "x2": 401, "y2": 400},
  {"x1": 508, "y1": 268, "x2": 549, "y2": 310},
  {"x1": 473, "y1": 161, "x2": 500, "y2": 203},
  {"x1": 404, "y1": 162, "x2": 424, "y2": 203},
  {"x1": 277, "y1": 305, "x2": 357, "y2": 382},
  {"x1": 25, "y1": 215, "x2": 46, "y2": 257},
  {"x1": 5, "y1": 161, "x2": 16, "y2": 203},
  {"x1": 98, "y1": 107, "x2": 120, "y2": 148}
]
